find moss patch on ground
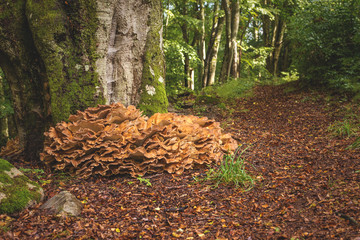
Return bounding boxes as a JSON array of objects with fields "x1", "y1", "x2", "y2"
[{"x1": 0, "y1": 159, "x2": 43, "y2": 214}]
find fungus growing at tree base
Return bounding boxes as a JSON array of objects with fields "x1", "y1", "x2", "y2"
[{"x1": 40, "y1": 103, "x2": 238, "y2": 178}]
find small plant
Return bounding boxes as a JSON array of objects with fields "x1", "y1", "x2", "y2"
[
  {"x1": 136, "y1": 176, "x2": 152, "y2": 187},
  {"x1": 328, "y1": 120, "x2": 358, "y2": 138},
  {"x1": 19, "y1": 168, "x2": 44, "y2": 175},
  {"x1": 201, "y1": 146, "x2": 255, "y2": 190},
  {"x1": 19, "y1": 168, "x2": 45, "y2": 180}
]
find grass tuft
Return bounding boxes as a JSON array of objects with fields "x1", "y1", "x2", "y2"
[
  {"x1": 200, "y1": 146, "x2": 255, "y2": 190},
  {"x1": 328, "y1": 120, "x2": 359, "y2": 138}
]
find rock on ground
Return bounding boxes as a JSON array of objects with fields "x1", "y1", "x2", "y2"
[{"x1": 40, "y1": 191, "x2": 83, "y2": 216}]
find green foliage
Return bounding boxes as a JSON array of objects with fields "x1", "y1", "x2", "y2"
[
  {"x1": 200, "y1": 147, "x2": 255, "y2": 189},
  {"x1": 240, "y1": 44, "x2": 273, "y2": 83},
  {"x1": 164, "y1": 39, "x2": 200, "y2": 96},
  {"x1": 203, "y1": 77, "x2": 255, "y2": 100},
  {"x1": 289, "y1": 0, "x2": 360, "y2": 93}
]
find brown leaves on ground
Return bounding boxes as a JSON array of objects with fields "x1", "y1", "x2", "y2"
[
  {"x1": 40, "y1": 103, "x2": 237, "y2": 178},
  {"x1": 2, "y1": 84, "x2": 360, "y2": 239}
]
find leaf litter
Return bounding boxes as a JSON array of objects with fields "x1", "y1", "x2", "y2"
[{"x1": 1, "y1": 84, "x2": 360, "y2": 239}]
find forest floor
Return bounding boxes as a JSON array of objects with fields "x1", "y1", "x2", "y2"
[{"x1": 1, "y1": 83, "x2": 360, "y2": 239}]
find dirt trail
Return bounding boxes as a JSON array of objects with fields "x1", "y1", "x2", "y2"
[{"x1": 2, "y1": 85, "x2": 360, "y2": 239}]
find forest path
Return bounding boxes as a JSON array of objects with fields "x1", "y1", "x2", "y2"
[
  {"x1": 3, "y1": 84, "x2": 360, "y2": 239},
  {"x1": 221, "y1": 84, "x2": 360, "y2": 238}
]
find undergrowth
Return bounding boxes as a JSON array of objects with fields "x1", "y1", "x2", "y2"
[{"x1": 203, "y1": 77, "x2": 255, "y2": 100}]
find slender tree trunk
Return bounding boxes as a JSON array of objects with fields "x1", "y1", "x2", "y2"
[
  {"x1": 179, "y1": 1, "x2": 191, "y2": 88},
  {"x1": 219, "y1": 0, "x2": 240, "y2": 83},
  {"x1": 262, "y1": 0, "x2": 271, "y2": 47},
  {"x1": 198, "y1": 0, "x2": 206, "y2": 85},
  {"x1": 202, "y1": 2, "x2": 224, "y2": 87},
  {"x1": 272, "y1": 20, "x2": 286, "y2": 76},
  {"x1": 207, "y1": 20, "x2": 223, "y2": 86},
  {"x1": 238, "y1": 15, "x2": 253, "y2": 77},
  {"x1": 266, "y1": 15, "x2": 286, "y2": 76}
]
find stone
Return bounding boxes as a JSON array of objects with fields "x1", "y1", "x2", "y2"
[
  {"x1": 0, "y1": 158, "x2": 44, "y2": 214},
  {"x1": 40, "y1": 191, "x2": 83, "y2": 216}
]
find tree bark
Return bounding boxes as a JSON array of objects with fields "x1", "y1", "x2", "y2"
[
  {"x1": 219, "y1": 0, "x2": 240, "y2": 83},
  {"x1": 0, "y1": 75, "x2": 9, "y2": 147},
  {"x1": 178, "y1": 0, "x2": 192, "y2": 88},
  {"x1": 197, "y1": 0, "x2": 206, "y2": 85},
  {"x1": 202, "y1": 2, "x2": 224, "y2": 87},
  {"x1": 262, "y1": 0, "x2": 288, "y2": 76},
  {"x1": 0, "y1": 0, "x2": 167, "y2": 160},
  {"x1": 272, "y1": 20, "x2": 286, "y2": 76}
]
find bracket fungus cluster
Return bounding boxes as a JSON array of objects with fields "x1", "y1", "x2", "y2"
[{"x1": 40, "y1": 103, "x2": 238, "y2": 178}]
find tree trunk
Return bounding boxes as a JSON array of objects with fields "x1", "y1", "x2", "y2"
[
  {"x1": 197, "y1": 0, "x2": 206, "y2": 85},
  {"x1": 266, "y1": 15, "x2": 286, "y2": 76},
  {"x1": 179, "y1": 0, "x2": 192, "y2": 89},
  {"x1": 0, "y1": 0, "x2": 167, "y2": 160},
  {"x1": 219, "y1": 0, "x2": 240, "y2": 83},
  {"x1": 272, "y1": 20, "x2": 286, "y2": 76},
  {"x1": 0, "y1": 75, "x2": 9, "y2": 147},
  {"x1": 237, "y1": 15, "x2": 253, "y2": 77},
  {"x1": 202, "y1": 2, "x2": 224, "y2": 87}
]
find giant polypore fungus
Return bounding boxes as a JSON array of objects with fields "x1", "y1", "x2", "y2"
[
  {"x1": 40, "y1": 103, "x2": 237, "y2": 178},
  {"x1": 0, "y1": 137, "x2": 22, "y2": 159}
]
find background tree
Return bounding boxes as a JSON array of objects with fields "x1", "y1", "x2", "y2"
[{"x1": 0, "y1": 0, "x2": 167, "y2": 160}]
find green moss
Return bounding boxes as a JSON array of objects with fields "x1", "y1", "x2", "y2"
[
  {"x1": 26, "y1": 0, "x2": 104, "y2": 123},
  {"x1": 138, "y1": 0, "x2": 168, "y2": 116},
  {"x1": 0, "y1": 159, "x2": 12, "y2": 172},
  {"x1": 0, "y1": 159, "x2": 42, "y2": 214}
]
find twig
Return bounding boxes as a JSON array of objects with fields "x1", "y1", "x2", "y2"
[
  {"x1": 165, "y1": 185, "x2": 187, "y2": 190},
  {"x1": 336, "y1": 212, "x2": 359, "y2": 227}
]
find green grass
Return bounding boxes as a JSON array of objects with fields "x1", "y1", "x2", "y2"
[
  {"x1": 203, "y1": 77, "x2": 255, "y2": 100},
  {"x1": 328, "y1": 119, "x2": 359, "y2": 138},
  {"x1": 200, "y1": 147, "x2": 255, "y2": 190},
  {"x1": 347, "y1": 136, "x2": 360, "y2": 150}
]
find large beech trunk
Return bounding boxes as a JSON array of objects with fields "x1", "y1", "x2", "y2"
[{"x1": 0, "y1": 0, "x2": 167, "y2": 161}]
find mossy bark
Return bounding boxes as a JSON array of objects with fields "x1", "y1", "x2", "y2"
[
  {"x1": 138, "y1": 0, "x2": 168, "y2": 116},
  {"x1": 0, "y1": 0, "x2": 49, "y2": 160},
  {"x1": 0, "y1": 0, "x2": 104, "y2": 160},
  {"x1": 0, "y1": 0, "x2": 167, "y2": 160},
  {"x1": 26, "y1": 0, "x2": 104, "y2": 122}
]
